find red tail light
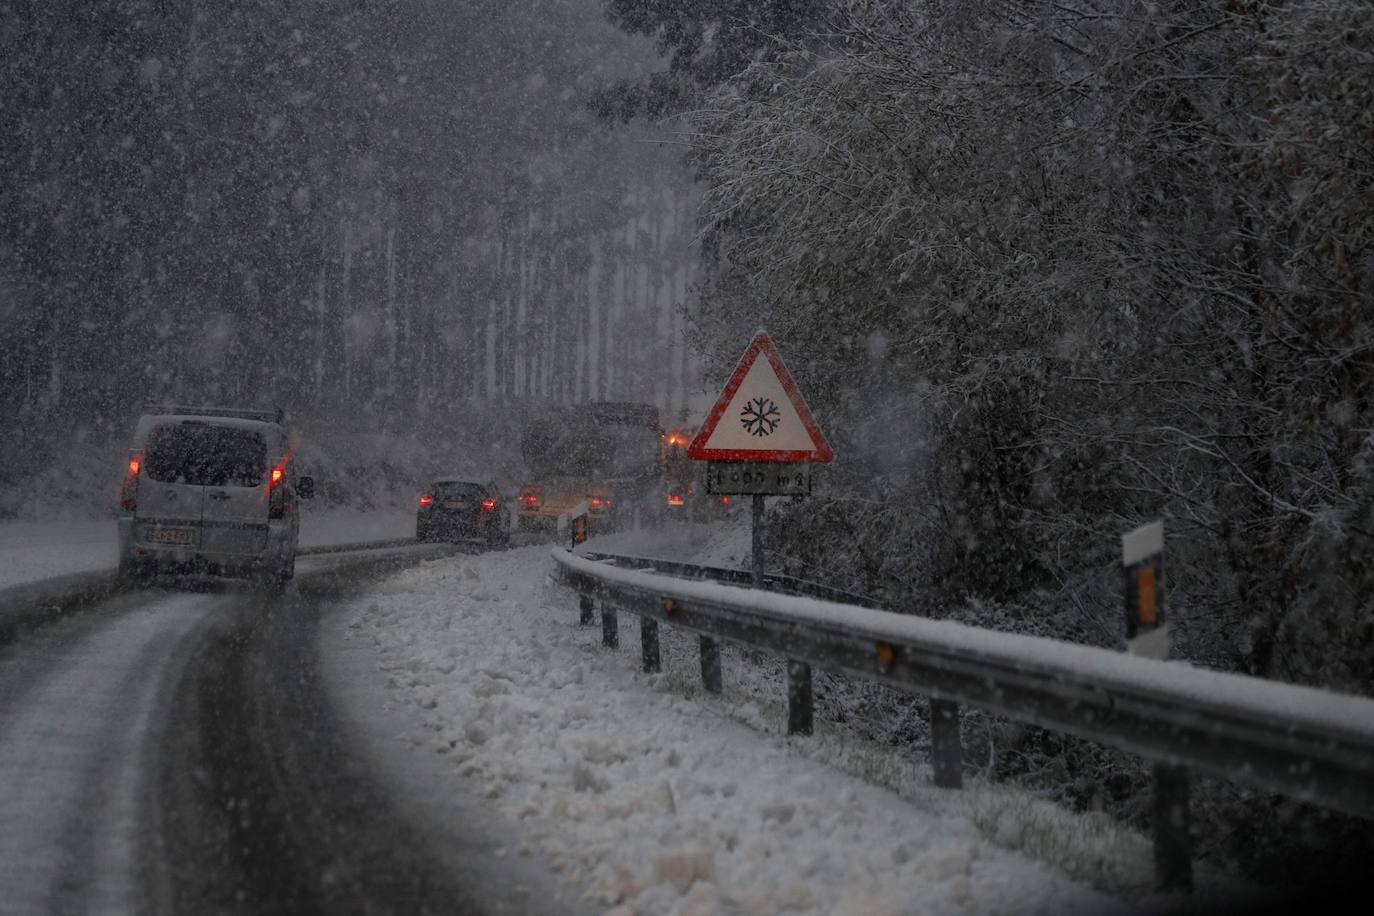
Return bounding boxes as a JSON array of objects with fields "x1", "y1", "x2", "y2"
[
  {"x1": 120, "y1": 452, "x2": 142, "y2": 511},
  {"x1": 666, "y1": 492, "x2": 685, "y2": 507},
  {"x1": 589, "y1": 496, "x2": 610, "y2": 508},
  {"x1": 481, "y1": 497, "x2": 496, "y2": 511},
  {"x1": 520, "y1": 493, "x2": 539, "y2": 507},
  {"x1": 268, "y1": 462, "x2": 288, "y2": 518},
  {"x1": 419, "y1": 493, "x2": 434, "y2": 507},
  {"x1": 720, "y1": 496, "x2": 730, "y2": 505}
]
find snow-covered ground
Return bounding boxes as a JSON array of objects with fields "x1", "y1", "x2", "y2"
[
  {"x1": 577, "y1": 513, "x2": 757, "y2": 569},
  {"x1": 297, "y1": 507, "x2": 417, "y2": 549},
  {"x1": 0, "y1": 507, "x2": 415, "y2": 591},
  {"x1": 0, "y1": 519, "x2": 117, "y2": 588},
  {"x1": 338, "y1": 531, "x2": 1238, "y2": 916}
]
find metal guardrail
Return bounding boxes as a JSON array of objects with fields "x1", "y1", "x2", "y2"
[
  {"x1": 297, "y1": 537, "x2": 420, "y2": 557},
  {"x1": 0, "y1": 538, "x2": 439, "y2": 646},
  {"x1": 553, "y1": 546, "x2": 1374, "y2": 890},
  {"x1": 0, "y1": 570, "x2": 122, "y2": 649},
  {"x1": 0, "y1": 539, "x2": 460, "y2": 644}
]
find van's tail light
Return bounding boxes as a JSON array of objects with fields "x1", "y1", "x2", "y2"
[
  {"x1": 268, "y1": 461, "x2": 288, "y2": 519},
  {"x1": 666, "y1": 491, "x2": 685, "y2": 507},
  {"x1": 419, "y1": 493, "x2": 434, "y2": 508},
  {"x1": 519, "y1": 489, "x2": 540, "y2": 508},
  {"x1": 481, "y1": 497, "x2": 496, "y2": 511},
  {"x1": 720, "y1": 495, "x2": 730, "y2": 505},
  {"x1": 589, "y1": 496, "x2": 610, "y2": 510},
  {"x1": 119, "y1": 453, "x2": 142, "y2": 511}
]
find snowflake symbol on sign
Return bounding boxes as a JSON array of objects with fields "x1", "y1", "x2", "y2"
[{"x1": 740, "y1": 397, "x2": 781, "y2": 437}]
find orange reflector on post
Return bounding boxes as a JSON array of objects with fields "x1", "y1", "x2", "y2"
[
  {"x1": 876, "y1": 642, "x2": 895, "y2": 667},
  {"x1": 1138, "y1": 566, "x2": 1158, "y2": 625},
  {"x1": 662, "y1": 598, "x2": 674, "y2": 615}
]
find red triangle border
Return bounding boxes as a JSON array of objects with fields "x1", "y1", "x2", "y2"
[{"x1": 687, "y1": 332, "x2": 833, "y2": 463}]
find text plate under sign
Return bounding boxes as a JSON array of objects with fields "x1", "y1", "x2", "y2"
[{"x1": 707, "y1": 462, "x2": 812, "y2": 496}]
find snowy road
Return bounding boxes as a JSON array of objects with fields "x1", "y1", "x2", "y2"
[{"x1": 0, "y1": 547, "x2": 573, "y2": 916}]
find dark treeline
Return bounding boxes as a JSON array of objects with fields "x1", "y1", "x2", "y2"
[{"x1": 0, "y1": 0, "x2": 699, "y2": 443}]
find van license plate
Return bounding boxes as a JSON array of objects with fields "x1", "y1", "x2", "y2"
[{"x1": 148, "y1": 527, "x2": 196, "y2": 546}]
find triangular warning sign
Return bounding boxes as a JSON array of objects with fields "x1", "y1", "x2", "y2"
[{"x1": 688, "y1": 332, "x2": 833, "y2": 462}]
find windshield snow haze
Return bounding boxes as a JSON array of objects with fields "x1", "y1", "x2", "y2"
[{"x1": 1, "y1": 2, "x2": 1371, "y2": 915}]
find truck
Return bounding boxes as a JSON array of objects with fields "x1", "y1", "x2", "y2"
[{"x1": 516, "y1": 402, "x2": 663, "y2": 534}]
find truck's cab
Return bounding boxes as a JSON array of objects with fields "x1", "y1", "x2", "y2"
[{"x1": 116, "y1": 405, "x2": 314, "y2": 591}]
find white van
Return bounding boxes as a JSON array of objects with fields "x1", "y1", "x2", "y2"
[{"x1": 116, "y1": 406, "x2": 314, "y2": 590}]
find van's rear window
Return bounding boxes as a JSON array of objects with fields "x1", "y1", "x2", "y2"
[{"x1": 145, "y1": 424, "x2": 268, "y2": 487}]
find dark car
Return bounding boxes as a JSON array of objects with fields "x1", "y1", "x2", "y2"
[{"x1": 416, "y1": 478, "x2": 511, "y2": 546}]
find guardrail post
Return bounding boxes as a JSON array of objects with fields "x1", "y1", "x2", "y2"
[
  {"x1": 929, "y1": 699, "x2": 963, "y2": 789},
  {"x1": 641, "y1": 618, "x2": 661, "y2": 673},
  {"x1": 601, "y1": 603, "x2": 619, "y2": 649},
  {"x1": 1152, "y1": 764, "x2": 1193, "y2": 892},
  {"x1": 578, "y1": 577, "x2": 594, "y2": 626},
  {"x1": 700, "y1": 636, "x2": 722, "y2": 693},
  {"x1": 787, "y1": 660, "x2": 813, "y2": 736}
]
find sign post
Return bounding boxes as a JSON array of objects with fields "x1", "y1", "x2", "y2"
[
  {"x1": 689, "y1": 330, "x2": 832, "y2": 737},
  {"x1": 687, "y1": 330, "x2": 833, "y2": 587}
]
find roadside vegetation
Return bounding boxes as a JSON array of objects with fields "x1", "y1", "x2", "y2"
[{"x1": 598, "y1": 0, "x2": 1374, "y2": 891}]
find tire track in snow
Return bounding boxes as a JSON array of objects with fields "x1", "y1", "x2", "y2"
[{"x1": 0, "y1": 593, "x2": 217, "y2": 916}]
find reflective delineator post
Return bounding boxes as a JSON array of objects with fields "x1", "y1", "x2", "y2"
[{"x1": 1122, "y1": 520, "x2": 1192, "y2": 893}]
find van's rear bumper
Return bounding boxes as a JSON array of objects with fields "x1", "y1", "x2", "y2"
[{"x1": 118, "y1": 516, "x2": 295, "y2": 576}]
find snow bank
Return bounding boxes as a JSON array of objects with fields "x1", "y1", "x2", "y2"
[
  {"x1": 340, "y1": 545, "x2": 1142, "y2": 916},
  {"x1": 586, "y1": 515, "x2": 755, "y2": 569},
  {"x1": 0, "y1": 520, "x2": 116, "y2": 589}
]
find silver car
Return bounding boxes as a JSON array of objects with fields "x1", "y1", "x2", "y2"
[{"x1": 116, "y1": 406, "x2": 314, "y2": 590}]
